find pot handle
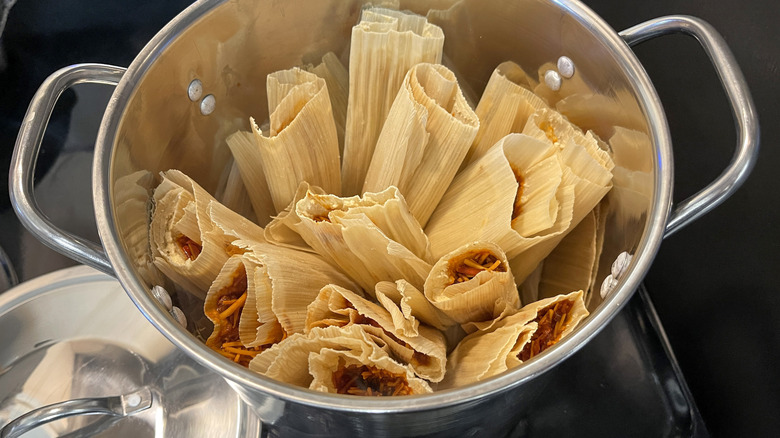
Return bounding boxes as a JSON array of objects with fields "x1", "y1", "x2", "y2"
[
  {"x1": 9, "y1": 63, "x2": 126, "y2": 276},
  {"x1": 0, "y1": 387, "x2": 152, "y2": 438},
  {"x1": 619, "y1": 15, "x2": 759, "y2": 237}
]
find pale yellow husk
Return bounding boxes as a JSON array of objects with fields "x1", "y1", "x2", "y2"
[
  {"x1": 425, "y1": 134, "x2": 575, "y2": 283},
  {"x1": 231, "y1": 240, "x2": 361, "y2": 339},
  {"x1": 423, "y1": 241, "x2": 519, "y2": 325},
  {"x1": 151, "y1": 170, "x2": 261, "y2": 299},
  {"x1": 290, "y1": 186, "x2": 433, "y2": 293},
  {"x1": 250, "y1": 325, "x2": 432, "y2": 395},
  {"x1": 214, "y1": 159, "x2": 258, "y2": 224},
  {"x1": 306, "y1": 284, "x2": 447, "y2": 382},
  {"x1": 341, "y1": 7, "x2": 444, "y2": 195},
  {"x1": 363, "y1": 62, "x2": 479, "y2": 226},
  {"x1": 305, "y1": 52, "x2": 349, "y2": 153},
  {"x1": 374, "y1": 280, "x2": 455, "y2": 332},
  {"x1": 440, "y1": 290, "x2": 588, "y2": 388},
  {"x1": 465, "y1": 61, "x2": 548, "y2": 166},
  {"x1": 262, "y1": 182, "x2": 324, "y2": 253},
  {"x1": 225, "y1": 130, "x2": 275, "y2": 226},
  {"x1": 249, "y1": 67, "x2": 341, "y2": 212}
]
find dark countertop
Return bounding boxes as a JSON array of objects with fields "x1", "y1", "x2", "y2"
[{"x1": 0, "y1": 1, "x2": 777, "y2": 436}]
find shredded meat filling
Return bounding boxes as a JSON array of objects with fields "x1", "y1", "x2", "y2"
[
  {"x1": 206, "y1": 266, "x2": 264, "y2": 367},
  {"x1": 518, "y1": 299, "x2": 574, "y2": 361},
  {"x1": 332, "y1": 362, "x2": 414, "y2": 396},
  {"x1": 176, "y1": 235, "x2": 202, "y2": 260},
  {"x1": 448, "y1": 251, "x2": 506, "y2": 285}
]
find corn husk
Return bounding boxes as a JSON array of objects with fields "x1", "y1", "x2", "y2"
[
  {"x1": 250, "y1": 325, "x2": 432, "y2": 395},
  {"x1": 227, "y1": 240, "x2": 361, "y2": 339},
  {"x1": 423, "y1": 241, "x2": 519, "y2": 325},
  {"x1": 262, "y1": 182, "x2": 324, "y2": 253},
  {"x1": 305, "y1": 52, "x2": 349, "y2": 152},
  {"x1": 225, "y1": 131, "x2": 276, "y2": 225},
  {"x1": 374, "y1": 280, "x2": 455, "y2": 332},
  {"x1": 464, "y1": 61, "x2": 548, "y2": 166},
  {"x1": 213, "y1": 159, "x2": 258, "y2": 224},
  {"x1": 363, "y1": 63, "x2": 479, "y2": 226},
  {"x1": 306, "y1": 284, "x2": 447, "y2": 382},
  {"x1": 341, "y1": 7, "x2": 444, "y2": 195},
  {"x1": 290, "y1": 186, "x2": 433, "y2": 293},
  {"x1": 425, "y1": 134, "x2": 575, "y2": 282},
  {"x1": 440, "y1": 290, "x2": 588, "y2": 389},
  {"x1": 249, "y1": 67, "x2": 341, "y2": 212},
  {"x1": 150, "y1": 170, "x2": 262, "y2": 299}
]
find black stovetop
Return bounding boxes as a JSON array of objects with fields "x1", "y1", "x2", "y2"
[{"x1": 1, "y1": 1, "x2": 777, "y2": 436}]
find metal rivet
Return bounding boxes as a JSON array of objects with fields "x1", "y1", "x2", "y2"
[
  {"x1": 151, "y1": 285, "x2": 172, "y2": 311},
  {"x1": 611, "y1": 251, "x2": 633, "y2": 279},
  {"x1": 126, "y1": 393, "x2": 142, "y2": 408},
  {"x1": 600, "y1": 274, "x2": 618, "y2": 299},
  {"x1": 170, "y1": 306, "x2": 188, "y2": 328},
  {"x1": 200, "y1": 94, "x2": 216, "y2": 115},
  {"x1": 557, "y1": 56, "x2": 575, "y2": 78},
  {"x1": 188, "y1": 79, "x2": 203, "y2": 101},
  {"x1": 544, "y1": 70, "x2": 561, "y2": 91}
]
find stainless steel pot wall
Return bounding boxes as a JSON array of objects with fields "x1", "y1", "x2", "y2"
[{"x1": 10, "y1": 0, "x2": 758, "y2": 436}]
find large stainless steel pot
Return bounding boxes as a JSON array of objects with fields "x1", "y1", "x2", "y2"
[{"x1": 9, "y1": 0, "x2": 758, "y2": 436}]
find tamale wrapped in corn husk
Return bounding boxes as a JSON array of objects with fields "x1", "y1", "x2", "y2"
[
  {"x1": 464, "y1": 61, "x2": 548, "y2": 166},
  {"x1": 150, "y1": 170, "x2": 263, "y2": 299},
  {"x1": 423, "y1": 241, "x2": 519, "y2": 325},
  {"x1": 305, "y1": 52, "x2": 349, "y2": 152},
  {"x1": 214, "y1": 159, "x2": 257, "y2": 224},
  {"x1": 250, "y1": 325, "x2": 432, "y2": 395},
  {"x1": 204, "y1": 255, "x2": 277, "y2": 367},
  {"x1": 306, "y1": 284, "x2": 447, "y2": 382},
  {"x1": 225, "y1": 131, "x2": 275, "y2": 225},
  {"x1": 341, "y1": 7, "x2": 444, "y2": 195},
  {"x1": 440, "y1": 290, "x2": 588, "y2": 389},
  {"x1": 363, "y1": 62, "x2": 479, "y2": 226},
  {"x1": 289, "y1": 186, "x2": 433, "y2": 293},
  {"x1": 374, "y1": 280, "x2": 455, "y2": 332},
  {"x1": 425, "y1": 134, "x2": 575, "y2": 282},
  {"x1": 262, "y1": 182, "x2": 324, "y2": 253},
  {"x1": 224, "y1": 240, "x2": 362, "y2": 340}
]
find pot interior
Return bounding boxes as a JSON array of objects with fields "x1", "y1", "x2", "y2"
[{"x1": 102, "y1": 0, "x2": 667, "y2": 410}]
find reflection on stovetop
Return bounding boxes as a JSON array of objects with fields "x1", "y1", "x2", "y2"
[{"x1": 0, "y1": 1, "x2": 709, "y2": 436}]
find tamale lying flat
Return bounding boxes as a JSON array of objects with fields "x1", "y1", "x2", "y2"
[
  {"x1": 440, "y1": 290, "x2": 588, "y2": 389},
  {"x1": 250, "y1": 325, "x2": 433, "y2": 396},
  {"x1": 363, "y1": 62, "x2": 479, "y2": 226},
  {"x1": 341, "y1": 7, "x2": 444, "y2": 195},
  {"x1": 306, "y1": 284, "x2": 447, "y2": 382}
]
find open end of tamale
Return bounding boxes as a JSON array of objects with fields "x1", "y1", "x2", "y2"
[
  {"x1": 539, "y1": 121, "x2": 559, "y2": 145},
  {"x1": 176, "y1": 235, "x2": 202, "y2": 261},
  {"x1": 332, "y1": 360, "x2": 414, "y2": 396},
  {"x1": 206, "y1": 265, "x2": 264, "y2": 367},
  {"x1": 518, "y1": 299, "x2": 574, "y2": 361},
  {"x1": 447, "y1": 251, "x2": 506, "y2": 285}
]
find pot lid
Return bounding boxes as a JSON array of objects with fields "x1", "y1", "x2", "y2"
[{"x1": 0, "y1": 265, "x2": 260, "y2": 437}]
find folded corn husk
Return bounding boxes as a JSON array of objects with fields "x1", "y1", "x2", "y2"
[
  {"x1": 221, "y1": 239, "x2": 362, "y2": 340},
  {"x1": 341, "y1": 7, "x2": 444, "y2": 195},
  {"x1": 224, "y1": 131, "x2": 274, "y2": 225},
  {"x1": 374, "y1": 280, "x2": 455, "y2": 332},
  {"x1": 423, "y1": 241, "x2": 519, "y2": 325},
  {"x1": 262, "y1": 182, "x2": 324, "y2": 253},
  {"x1": 214, "y1": 159, "x2": 258, "y2": 224},
  {"x1": 203, "y1": 255, "x2": 277, "y2": 367},
  {"x1": 288, "y1": 186, "x2": 433, "y2": 293},
  {"x1": 440, "y1": 290, "x2": 588, "y2": 389},
  {"x1": 426, "y1": 134, "x2": 575, "y2": 282},
  {"x1": 250, "y1": 325, "x2": 432, "y2": 395},
  {"x1": 306, "y1": 284, "x2": 447, "y2": 382},
  {"x1": 305, "y1": 52, "x2": 349, "y2": 152},
  {"x1": 507, "y1": 108, "x2": 614, "y2": 281},
  {"x1": 464, "y1": 61, "x2": 548, "y2": 166},
  {"x1": 363, "y1": 62, "x2": 479, "y2": 226},
  {"x1": 150, "y1": 170, "x2": 264, "y2": 299}
]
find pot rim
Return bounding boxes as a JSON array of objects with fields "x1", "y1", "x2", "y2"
[{"x1": 93, "y1": 0, "x2": 672, "y2": 412}]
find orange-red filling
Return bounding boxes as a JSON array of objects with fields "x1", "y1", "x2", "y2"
[
  {"x1": 518, "y1": 299, "x2": 574, "y2": 361},
  {"x1": 332, "y1": 362, "x2": 413, "y2": 396},
  {"x1": 176, "y1": 235, "x2": 202, "y2": 260},
  {"x1": 448, "y1": 251, "x2": 506, "y2": 285}
]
